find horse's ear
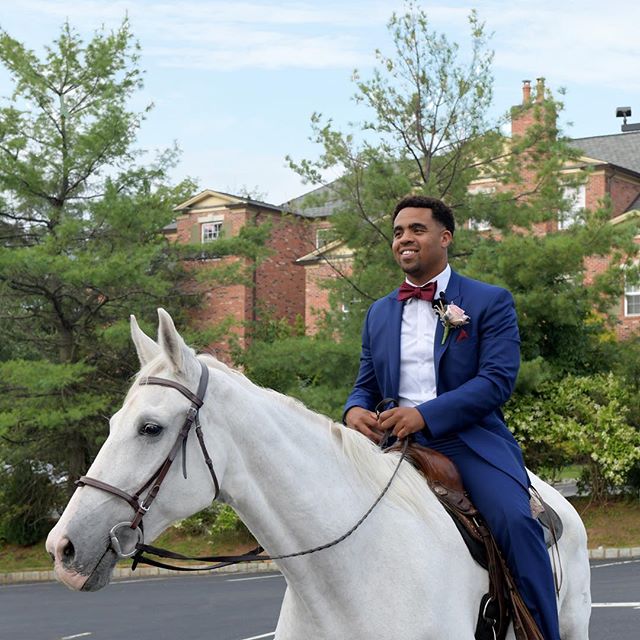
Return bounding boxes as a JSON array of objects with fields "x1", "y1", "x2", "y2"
[
  {"x1": 157, "y1": 308, "x2": 198, "y2": 376},
  {"x1": 130, "y1": 315, "x2": 161, "y2": 367}
]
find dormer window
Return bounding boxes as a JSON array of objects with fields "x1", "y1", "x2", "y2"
[{"x1": 202, "y1": 221, "x2": 222, "y2": 242}]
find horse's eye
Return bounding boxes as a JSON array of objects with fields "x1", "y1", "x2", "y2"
[{"x1": 139, "y1": 422, "x2": 164, "y2": 437}]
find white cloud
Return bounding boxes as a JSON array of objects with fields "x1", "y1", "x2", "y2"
[
  {"x1": 476, "y1": 1, "x2": 640, "y2": 90},
  {"x1": 147, "y1": 38, "x2": 368, "y2": 71},
  {"x1": 16, "y1": 0, "x2": 391, "y2": 70}
]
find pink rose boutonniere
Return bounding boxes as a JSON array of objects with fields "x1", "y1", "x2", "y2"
[{"x1": 433, "y1": 297, "x2": 470, "y2": 344}]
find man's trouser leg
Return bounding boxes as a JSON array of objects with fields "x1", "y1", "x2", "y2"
[{"x1": 428, "y1": 438, "x2": 561, "y2": 640}]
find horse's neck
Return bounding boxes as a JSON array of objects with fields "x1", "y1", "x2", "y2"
[
  {"x1": 215, "y1": 387, "x2": 364, "y2": 548},
  {"x1": 200, "y1": 371, "x2": 472, "y2": 636}
]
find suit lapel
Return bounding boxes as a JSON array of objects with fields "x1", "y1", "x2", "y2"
[
  {"x1": 388, "y1": 293, "x2": 403, "y2": 399},
  {"x1": 434, "y1": 271, "x2": 462, "y2": 383}
]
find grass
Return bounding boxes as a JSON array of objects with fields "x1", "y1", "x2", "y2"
[
  {"x1": 2, "y1": 497, "x2": 639, "y2": 573},
  {"x1": 569, "y1": 496, "x2": 640, "y2": 548}
]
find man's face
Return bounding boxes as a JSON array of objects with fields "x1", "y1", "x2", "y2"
[{"x1": 392, "y1": 207, "x2": 452, "y2": 284}]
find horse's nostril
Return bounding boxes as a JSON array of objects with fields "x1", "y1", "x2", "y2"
[
  {"x1": 55, "y1": 537, "x2": 76, "y2": 565},
  {"x1": 63, "y1": 540, "x2": 75, "y2": 559}
]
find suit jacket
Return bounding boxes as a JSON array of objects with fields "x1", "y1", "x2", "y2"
[{"x1": 344, "y1": 269, "x2": 529, "y2": 489}]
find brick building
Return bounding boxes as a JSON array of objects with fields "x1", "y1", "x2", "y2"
[
  {"x1": 507, "y1": 79, "x2": 640, "y2": 338},
  {"x1": 170, "y1": 83, "x2": 639, "y2": 347},
  {"x1": 288, "y1": 79, "x2": 640, "y2": 339},
  {"x1": 165, "y1": 189, "x2": 318, "y2": 354}
]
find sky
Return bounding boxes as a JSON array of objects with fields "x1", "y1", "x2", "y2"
[{"x1": 1, "y1": 0, "x2": 640, "y2": 205}]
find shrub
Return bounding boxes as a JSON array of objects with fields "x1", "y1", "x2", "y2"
[
  {"x1": 506, "y1": 373, "x2": 640, "y2": 500},
  {"x1": 0, "y1": 461, "x2": 61, "y2": 545},
  {"x1": 175, "y1": 503, "x2": 250, "y2": 539}
]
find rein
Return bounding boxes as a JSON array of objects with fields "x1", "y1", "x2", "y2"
[{"x1": 77, "y1": 360, "x2": 408, "y2": 571}]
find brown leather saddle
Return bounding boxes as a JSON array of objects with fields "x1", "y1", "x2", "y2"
[{"x1": 386, "y1": 442, "x2": 562, "y2": 640}]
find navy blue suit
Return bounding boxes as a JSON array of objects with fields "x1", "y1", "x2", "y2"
[{"x1": 345, "y1": 270, "x2": 560, "y2": 640}]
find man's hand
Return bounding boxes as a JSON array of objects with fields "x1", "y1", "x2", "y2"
[
  {"x1": 344, "y1": 406, "x2": 384, "y2": 444},
  {"x1": 377, "y1": 407, "x2": 425, "y2": 440}
]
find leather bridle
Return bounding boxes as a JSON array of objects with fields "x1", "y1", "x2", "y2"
[
  {"x1": 76, "y1": 360, "x2": 219, "y2": 557},
  {"x1": 75, "y1": 360, "x2": 407, "y2": 569}
]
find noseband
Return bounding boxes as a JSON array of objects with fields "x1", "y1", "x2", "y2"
[{"x1": 76, "y1": 360, "x2": 219, "y2": 556}]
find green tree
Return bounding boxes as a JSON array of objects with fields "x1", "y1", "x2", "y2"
[
  {"x1": 288, "y1": 2, "x2": 638, "y2": 362},
  {"x1": 288, "y1": 2, "x2": 505, "y2": 336},
  {"x1": 0, "y1": 21, "x2": 238, "y2": 501},
  {"x1": 281, "y1": 1, "x2": 640, "y2": 488},
  {"x1": 237, "y1": 334, "x2": 360, "y2": 421}
]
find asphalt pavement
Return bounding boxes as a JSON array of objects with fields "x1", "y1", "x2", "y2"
[{"x1": 1, "y1": 560, "x2": 639, "y2": 640}]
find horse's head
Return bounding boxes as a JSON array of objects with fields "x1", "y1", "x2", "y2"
[{"x1": 46, "y1": 309, "x2": 227, "y2": 591}]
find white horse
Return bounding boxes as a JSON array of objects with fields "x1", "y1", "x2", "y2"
[{"x1": 47, "y1": 309, "x2": 591, "y2": 639}]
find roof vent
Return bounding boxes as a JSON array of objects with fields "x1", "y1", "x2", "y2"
[{"x1": 616, "y1": 106, "x2": 640, "y2": 132}]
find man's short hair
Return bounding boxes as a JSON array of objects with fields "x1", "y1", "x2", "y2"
[{"x1": 392, "y1": 195, "x2": 455, "y2": 235}]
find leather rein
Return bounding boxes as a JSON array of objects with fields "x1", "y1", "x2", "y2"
[{"x1": 76, "y1": 361, "x2": 407, "y2": 572}]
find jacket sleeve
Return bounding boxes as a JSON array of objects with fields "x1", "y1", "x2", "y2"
[
  {"x1": 342, "y1": 305, "x2": 383, "y2": 423},
  {"x1": 417, "y1": 287, "x2": 520, "y2": 439}
]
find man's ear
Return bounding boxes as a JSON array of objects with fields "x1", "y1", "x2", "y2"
[
  {"x1": 157, "y1": 308, "x2": 198, "y2": 377},
  {"x1": 130, "y1": 315, "x2": 161, "y2": 367}
]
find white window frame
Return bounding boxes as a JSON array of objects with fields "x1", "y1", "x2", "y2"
[
  {"x1": 202, "y1": 221, "x2": 222, "y2": 243},
  {"x1": 625, "y1": 280, "x2": 640, "y2": 317},
  {"x1": 559, "y1": 185, "x2": 586, "y2": 230}
]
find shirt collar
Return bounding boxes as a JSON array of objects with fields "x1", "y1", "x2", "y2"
[{"x1": 405, "y1": 264, "x2": 451, "y2": 300}]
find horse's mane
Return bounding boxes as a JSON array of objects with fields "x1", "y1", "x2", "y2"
[
  {"x1": 197, "y1": 355, "x2": 445, "y2": 524},
  {"x1": 131, "y1": 352, "x2": 445, "y2": 525}
]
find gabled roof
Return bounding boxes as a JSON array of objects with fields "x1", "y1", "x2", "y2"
[
  {"x1": 569, "y1": 131, "x2": 640, "y2": 175},
  {"x1": 174, "y1": 189, "x2": 285, "y2": 214}
]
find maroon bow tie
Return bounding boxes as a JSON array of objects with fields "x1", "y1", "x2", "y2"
[{"x1": 397, "y1": 281, "x2": 437, "y2": 302}]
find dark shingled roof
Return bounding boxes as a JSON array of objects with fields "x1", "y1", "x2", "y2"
[
  {"x1": 281, "y1": 182, "x2": 344, "y2": 219},
  {"x1": 569, "y1": 131, "x2": 640, "y2": 175}
]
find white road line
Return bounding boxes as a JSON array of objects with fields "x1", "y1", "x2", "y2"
[
  {"x1": 227, "y1": 574, "x2": 282, "y2": 582},
  {"x1": 237, "y1": 633, "x2": 275, "y2": 640},
  {"x1": 60, "y1": 633, "x2": 93, "y2": 640},
  {"x1": 114, "y1": 577, "x2": 169, "y2": 584},
  {"x1": 592, "y1": 602, "x2": 640, "y2": 608},
  {"x1": 591, "y1": 559, "x2": 640, "y2": 569}
]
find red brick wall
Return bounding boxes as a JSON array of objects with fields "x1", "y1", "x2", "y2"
[
  {"x1": 584, "y1": 245, "x2": 640, "y2": 339},
  {"x1": 255, "y1": 213, "x2": 315, "y2": 327},
  {"x1": 608, "y1": 172, "x2": 640, "y2": 217},
  {"x1": 305, "y1": 259, "x2": 353, "y2": 334},
  {"x1": 585, "y1": 171, "x2": 606, "y2": 210}
]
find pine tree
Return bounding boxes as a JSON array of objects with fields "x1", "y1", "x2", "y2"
[{"x1": 0, "y1": 21, "x2": 196, "y2": 494}]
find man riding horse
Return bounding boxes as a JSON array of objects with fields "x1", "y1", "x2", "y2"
[{"x1": 344, "y1": 195, "x2": 560, "y2": 640}]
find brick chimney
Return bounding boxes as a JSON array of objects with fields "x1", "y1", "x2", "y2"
[{"x1": 511, "y1": 78, "x2": 548, "y2": 138}]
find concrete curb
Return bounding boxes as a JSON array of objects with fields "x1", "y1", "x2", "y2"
[
  {"x1": 588, "y1": 546, "x2": 640, "y2": 560},
  {"x1": 0, "y1": 559, "x2": 279, "y2": 585},
  {"x1": 3, "y1": 548, "x2": 640, "y2": 585}
]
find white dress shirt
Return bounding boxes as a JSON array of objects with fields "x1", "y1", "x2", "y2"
[{"x1": 398, "y1": 264, "x2": 451, "y2": 408}]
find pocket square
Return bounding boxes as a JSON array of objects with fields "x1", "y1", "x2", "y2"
[{"x1": 456, "y1": 329, "x2": 469, "y2": 343}]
